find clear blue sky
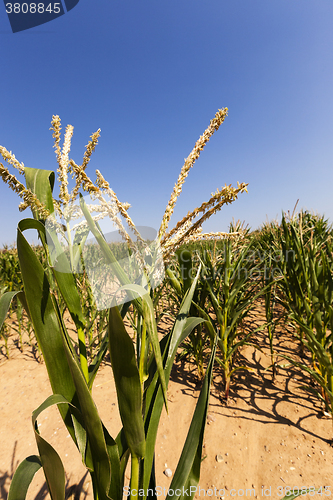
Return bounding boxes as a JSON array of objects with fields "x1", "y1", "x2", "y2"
[{"x1": 0, "y1": 0, "x2": 332, "y2": 247}]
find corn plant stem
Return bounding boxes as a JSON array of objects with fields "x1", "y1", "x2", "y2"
[
  {"x1": 139, "y1": 320, "x2": 147, "y2": 388},
  {"x1": 66, "y1": 220, "x2": 75, "y2": 272},
  {"x1": 91, "y1": 476, "x2": 99, "y2": 500},
  {"x1": 18, "y1": 320, "x2": 23, "y2": 351},
  {"x1": 3, "y1": 325, "x2": 9, "y2": 358},
  {"x1": 77, "y1": 325, "x2": 89, "y2": 383},
  {"x1": 136, "y1": 313, "x2": 142, "y2": 366},
  {"x1": 130, "y1": 455, "x2": 140, "y2": 500},
  {"x1": 221, "y1": 310, "x2": 230, "y2": 398}
]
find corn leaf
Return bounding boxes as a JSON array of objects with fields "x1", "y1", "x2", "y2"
[
  {"x1": 177, "y1": 249, "x2": 193, "y2": 294},
  {"x1": 79, "y1": 194, "x2": 143, "y2": 315},
  {"x1": 7, "y1": 456, "x2": 42, "y2": 500},
  {"x1": 114, "y1": 283, "x2": 168, "y2": 412},
  {"x1": 142, "y1": 267, "x2": 204, "y2": 495},
  {"x1": 0, "y1": 290, "x2": 21, "y2": 331},
  {"x1": 108, "y1": 306, "x2": 146, "y2": 459},
  {"x1": 24, "y1": 167, "x2": 55, "y2": 218},
  {"x1": 17, "y1": 220, "x2": 78, "y2": 438},
  {"x1": 52, "y1": 253, "x2": 86, "y2": 329},
  {"x1": 28, "y1": 215, "x2": 88, "y2": 330},
  {"x1": 166, "y1": 341, "x2": 216, "y2": 500},
  {"x1": 280, "y1": 490, "x2": 317, "y2": 500},
  {"x1": 165, "y1": 267, "x2": 182, "y2": 296},
  {"x1": 32, "y1": 395, "x2": 69, "y2": 500},
  {"x1": 59, "y1": 320, "x2": 114, "y2": 500}
]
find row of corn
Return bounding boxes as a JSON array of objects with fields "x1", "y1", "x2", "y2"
[{"x1": 2, "y1": 211, "x2": 332, "y2": 422}]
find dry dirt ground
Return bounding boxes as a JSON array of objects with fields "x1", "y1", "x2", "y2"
[{"x1": 1, "y1": 305, "x2": 333, "y2": 500}]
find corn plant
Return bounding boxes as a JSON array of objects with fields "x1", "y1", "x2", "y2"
[
  {"x1": 0, "y1": 247, "x2": 22, "y2": 292},
  {"x1": 0, "y1": 109, "x2": 249, "y2": 499},
  {"x1": 2, "y1": 217, "x2": 216, "y2": 500},
  {"x1": 276, "y1": 211, "x2": 332, "y2": 325},
  {"x1": 165, "y1": 248, "x2": 211, "y2": 378},
  {"x1": 0, "y1": 180, "x2": 213, "y2": 500},
  {"x1": 0, "y1": 286, "x2": 21, "y2": 358},
  {"x1": 11, "y1": 294, "x2": 24, "y2": 351},
  {"x1": 167, "y1": 233, "x2": 267, "y2": 398},
  {"x1": 199, "y1": 236, "x2": 269, "y2": 399},
  {"x1": 252, "y1": 223, "x2": 286, "y2": 379},
  {"x1": 267, "y1": 212, "x2": 333, "y2": 431}
]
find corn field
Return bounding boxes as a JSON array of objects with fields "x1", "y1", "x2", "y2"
[{"x1": 0, "y1": 112, "x2": 332, "y2": 500}]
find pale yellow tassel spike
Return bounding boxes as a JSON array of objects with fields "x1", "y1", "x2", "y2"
[
  {"x1": 50, "y1": 115, "x2": 62, "y2": 167},
  {"x1": 70, "y1": 161, "x2": 99, "y2": 194},
  {"x1": 158, "y1": 108, "x2": 228, "y2": 241},
  {"x1": 162, "y1": 183, "x2": 248, "y2": 260},
  {"x1": 58, "y1": 124, "x2": 73, "y2": 204},
  {"x1": 69, "y1": 129, "x2": 101, "y2": 203},
  {"x1": 0, "y1": 146, "x2": 25, "y2": 174},
  {"x1": 0, "y1": 163, "x2": 50, "y2": 219},
  {"x1": 162, "y1": 182, "x2": 248, "y2": 246},
  {"x1": 186, "y1": 231, "x2": 241, "y2": 241},
  {"x1": 70, "y1": 164, "x2": 137, "y2": 255},
  {"x1": 82, "y1": 130, "x2": 101, "y2": 171}
]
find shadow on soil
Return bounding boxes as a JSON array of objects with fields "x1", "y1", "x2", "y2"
[{"x1": 207, "y1": 303, "x2": 332, "y2": 444}]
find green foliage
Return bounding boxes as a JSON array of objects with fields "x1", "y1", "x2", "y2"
[
  {"x1": 3, "y1": 167, "x2": 216, "y2": 500},
  {"x1": 1, "y1": 157, "x2": 333, "y2": 497}
]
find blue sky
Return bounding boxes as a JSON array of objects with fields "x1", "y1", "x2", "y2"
[{"x1": 0, "y1": 0, "x2": 332, "y2": 247}]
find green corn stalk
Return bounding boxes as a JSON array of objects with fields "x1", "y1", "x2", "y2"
[
  {"x1": 264, "y1": 266, "x2": 277, "y2": 379},
  {"x1": 0, "y1": 111, "x2": 248, "y2": 499},
  {"x1": 1, "y1": 166, "x2": 215, "y2": 498},
  {"x1": 167, "y1": 236, "x2": 270, "y2": 397},
  {"x1": 255, "y1": 240, "x2": 282, "y2": 380},
  {"x1": 4, "y1": 222, "x2": 214, "y2": 499},
  {"x1": 165, "y1": 248, "x2": 211, "y2": 379},
  {"x1": 199, "y1": 237, "x2": 267, "y2": 399},
  {"x1": 287, "y1": 248, "x2": 333, "y2": 421},
  {"x1": 276, "y1": 211, "x2": 332, "y2": 353},
  {"x1": 272, "y1": 212, "x2": 333, "y2": 431},
  {"x1": 0, "y1": 288, "x2": 23, "y2": 358}
]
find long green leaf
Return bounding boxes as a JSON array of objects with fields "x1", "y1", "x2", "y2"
[
  {"x1": 177, "y1": 249, "x2": 193, "y2": 294},
  {"x1": 0, "y1": 291, "x2": 21, "y2": 331},
  {"x1": 24, "y1": 213, "x2": 88, "y2": 333},
  {"x1": 79, "y1": 194, "x2": 143, "y2": 315},
  {"x1": 167, "y1": 266, "x2": 202, "y2": 364},
  {"x1": 166, "y1": 342, "x2": 216, "y2": 500},
  {"x1": 32, "y1": 395, "x2": 70, "y2": 500},
  {"x1": 8, "y1": 456, "x2": 42, "y2": 500},
  {"x1": 24, "y1": 167, "x2": 55, "y2": 215},
  {"x1": 280, "y1": 489, "x2": 318, "y2": 500},
  {"x1": 59, "y1": 319, "x2": 114, "y2": 500},
  {"x1": 166, "y1": 267, "x2": 182, "y2": 296},
  {"x1": 142, "y1": 267, "x2": 203, "y2": 495},
  {"x1": 108, "y1": 306, "x2": 146, "y2": 459},
  {"x1": 115, "y1": 283, "x2": 168, "y2": 412},
  {"x1": 17, "y1": 221, "x2": 78, "y2": 438},
  {"x1": 52, "y1": 257, "x2": 86, "y2": 328}
]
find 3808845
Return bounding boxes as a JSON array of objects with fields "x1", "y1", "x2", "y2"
[{"x1": 5, "y1": 3, "x2": 62, "y2": 14}]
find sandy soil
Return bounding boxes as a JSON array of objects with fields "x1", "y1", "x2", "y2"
[{"x1": 1, "y1": 305, "x2": 333, "y2": 500}]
